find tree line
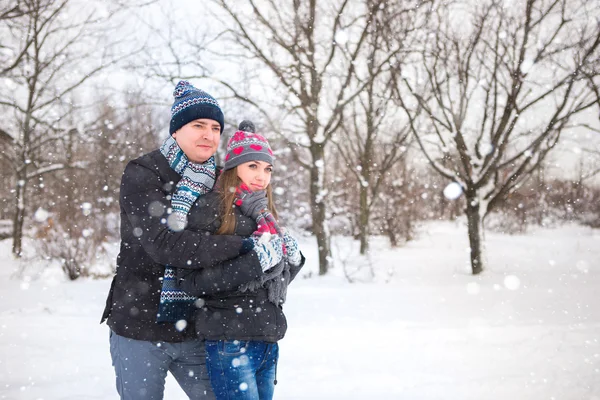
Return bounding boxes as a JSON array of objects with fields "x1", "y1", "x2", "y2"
[{"x1": 1, "y1": 0, "x2": 599, "y2": 279}]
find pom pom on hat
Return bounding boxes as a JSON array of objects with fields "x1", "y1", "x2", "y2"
[
  {"x1": 223, "y1": 121, "x2": 274, "y2": 171},
  {"x1": 238, "y1": 120, "x2": 256, "y2": 133},
  {"x1": 169, "y1": 80, "x2": 224, "y2": 135}
]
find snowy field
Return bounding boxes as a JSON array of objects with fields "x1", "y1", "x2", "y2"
[{"x1": 1, "y1": 221, "x2": 599, "y2": 399}]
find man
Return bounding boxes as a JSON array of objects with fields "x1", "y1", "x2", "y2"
[{"x1": 101, "y1": 81, "x2": 283, "y2": 399}]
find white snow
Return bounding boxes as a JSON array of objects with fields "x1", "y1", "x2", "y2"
[
  {"x1": 520, "y1": 58, "x2": 535, "y2": 75},
  {"x1": 1, "y1": 221, "x2": 599, "y2": 399},
  {"x1": 334, "y1": 30, "x2": 349, "y2": 46}
]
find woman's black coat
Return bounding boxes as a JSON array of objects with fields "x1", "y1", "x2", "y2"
[{"x1": 177, "y1": 192, "x2": 305, "y2": 343}]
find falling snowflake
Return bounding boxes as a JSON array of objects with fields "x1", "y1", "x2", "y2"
[
  {"x1": 503, "y1": 275, "x2": 520, "y2": 291},
  {"x1": 34, "y1": 208, "x2": 49, "y2": 222},
  {"x1": 443, "y1": 182, "x2": 463, "y2": 200}
]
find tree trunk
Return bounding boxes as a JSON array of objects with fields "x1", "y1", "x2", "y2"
[
  {"x1": 358, "y1": 184, "x2": 369, "y2": 254},
  {"x1": 12, "y1": 177, "x2": 26, "y2": 257},
  {"x1": 309, "y1": 145, "x2": 331, "y2": 275},
  {"x1": 404, "y1": 217, "x2": 413, "y2": 242},
  {"x1": 465, "y1": 193, "x2": 484, "y2": 275},
  {"x1": 385, "y1": 217, "x2": 398, "y2": 247}
]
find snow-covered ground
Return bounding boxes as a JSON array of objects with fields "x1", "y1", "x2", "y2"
[{"x1": 1, "y1": 221, "x2": 599, "y2": 399}]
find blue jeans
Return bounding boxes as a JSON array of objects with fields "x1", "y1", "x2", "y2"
[
  {"x1": 205, "y1": 340, "x2": 279, "y2": 400},
  {"x1": 109, "y1": 330, "x2": 215, "y2": 400}
]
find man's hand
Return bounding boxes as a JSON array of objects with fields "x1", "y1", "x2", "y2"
[{"x1": 251, "y1": 234, "x2": 284, "y2": 272}]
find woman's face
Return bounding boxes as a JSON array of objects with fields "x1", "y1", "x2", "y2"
[{"x1": 236, "y1": 160, "x2": 273, "y2": 191}]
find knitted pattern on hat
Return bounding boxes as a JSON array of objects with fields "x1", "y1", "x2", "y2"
[
  {"x1": 223, "y1": 122, "x2": 274, "y2": 171},
  {"x1": 169, "y1": 80, "x2": 224, "y2": 135},
  {"x1": 156, "y1": 135, "x2": 216, "y2": 324}
]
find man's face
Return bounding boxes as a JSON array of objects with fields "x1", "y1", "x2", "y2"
[{"x1": 172, "y1": 119, "x2": 221, "y2": 163}]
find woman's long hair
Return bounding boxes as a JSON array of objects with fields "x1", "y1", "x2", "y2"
[{"x1": 216, "y1": 167, "x2": 278, "y2": 235}]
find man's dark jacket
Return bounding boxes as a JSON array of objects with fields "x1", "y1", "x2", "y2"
[{"x1": 101, "y1": 150, "x2": 263, "y2": 342}]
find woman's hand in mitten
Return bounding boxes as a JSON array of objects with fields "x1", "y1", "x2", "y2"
[
  {"x1": 236, "y1": 189, "x2": 268, "y2": 220},
  {"x1": 283, "y1": 232, "x2": 302, "y2": 266}
]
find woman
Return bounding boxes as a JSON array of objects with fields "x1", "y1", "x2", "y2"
[{"x1": 177, "y1": 121, "x2": 305, "y2": 400}]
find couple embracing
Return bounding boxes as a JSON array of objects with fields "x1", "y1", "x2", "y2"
[{"x1": 101, "y1": 80, "x2": 305, "y2": 400}]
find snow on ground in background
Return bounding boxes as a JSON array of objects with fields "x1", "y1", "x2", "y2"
[{"x1": 1, "y1": 221, "x2": 599, "y2": 399}]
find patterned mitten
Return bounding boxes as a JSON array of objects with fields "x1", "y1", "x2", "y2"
[
  {"x1": 252, "y1": 234, "x2": 284, "y2": 272},
  {"x1": 283, "y1": 232, "x2": 302, "y2": 266}
]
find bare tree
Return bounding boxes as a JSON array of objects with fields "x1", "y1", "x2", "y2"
[
  {"x1": 335, "y1": 92, "x2": 411, "y2": 253},
  {"x1": 0, "y1": 0, "x2": 151, "y2": 257},
  {"x1": 30, "y1": 92, "x2": 160, "y2": 279},
  {"x1": 0, "y1": 1, "x2": 35, "y2": 76},
  {"x1": 393, "y1": 0, "x2": 600, "y2": 274},
  {"x1": 376, "y1": 155, "x2": 418, "y2": 247},
  {"x1": 332, "y1": 2, "x2": 429, "y2": 254},
  {"x1": 579, "y1": 146, "x2": 600, "y2": 182},
  {"x1": 209, "y1": 0, "x2": 432, "y2": 274},
  {"x1": 0, "y1": 2, "x2": 26, "y2": 20},
  {"x1": 125, "y1": 5, "x2": 213, "y2": 92}
]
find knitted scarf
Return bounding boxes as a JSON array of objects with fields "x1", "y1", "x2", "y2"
[
  {"x1": 156, "y1": 136, "x2": 216, "y2": 323},
  {"x1": 235, "y1": 184, "x2": 283, "y2": 237},
  {"x1": 235, "y1": 183, "x2": 291, "y2": 305}
]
